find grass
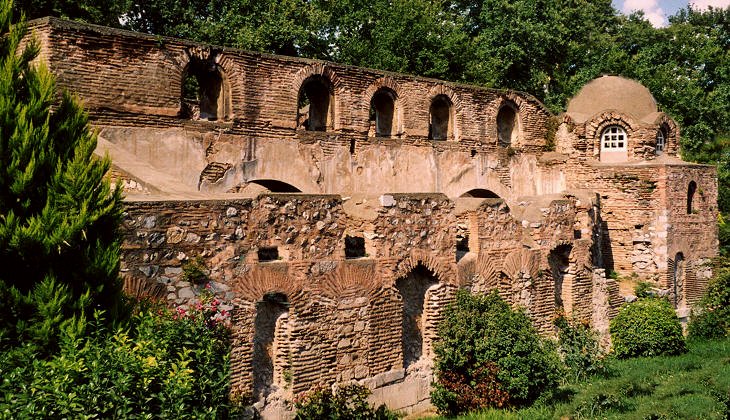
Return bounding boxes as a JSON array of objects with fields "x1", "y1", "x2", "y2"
[{"x1": 444, "y1": 338, "x2": 730, "y2": 419}]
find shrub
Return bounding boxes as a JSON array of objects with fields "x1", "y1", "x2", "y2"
[
  {"x1": 0, "y1": 302, "x2": 234, "y2": 418},
  {"x1": 554, "y1": 314, "x2": 606, "y2": 382},
  {"x1": 294, "y1": 384, "x2": 397, "y2": 420},
  {"x1": 431, "y1": 290, "x2": 562, "y2": 416},
  {"x1": 609, "y1": 298, "x2": 686, "y2": 358},
  {"x1": 634, "y1": 282, "x2": 654, "y2": 298}
]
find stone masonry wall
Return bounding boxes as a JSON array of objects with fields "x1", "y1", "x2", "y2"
[{"x1": 119, "y1": 193, "x2": 603, "y2": 413}]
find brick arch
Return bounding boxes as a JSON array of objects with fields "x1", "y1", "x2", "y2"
[
  {"x1": 172, "y1": 47, "x2": 243, "y2": 119},
  {"x1": 316, "y1": 261, "x2": 382, "y2": 299},
  {"x1": 503, "y1": 248, "x2": 541, "y2": 280},
  {"x1": 428, "y1": 85, "x2": 462, "y2": 140},
  {"x1": 652, "y1": 113, "x2": 680, "y2": 155},
  {"x1": 292, "y1": 63, "x2": 343, "y2": 130},
  {"x1": 362, "y1": 77, "x2": 405, "y2": 135},
  {"x1": 231, "y1": 264, "x2": 308, "y2": 303},
  {"x1": 393, "y1": 250, "x2": 455, "y2": 285},
  {"x1": 490, "y1": 94, "x2": 527, "y2": 147},
  {"x1": 585, "y1": 111, "x2": 638, "y2": 157}
]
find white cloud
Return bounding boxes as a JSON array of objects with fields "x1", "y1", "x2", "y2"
[
  {"x1": 623, "y1": 0, "x2": 667, "y2": 27},
  {"x1": 690, "y1": 0, "x2": 730, "y2": 9}
]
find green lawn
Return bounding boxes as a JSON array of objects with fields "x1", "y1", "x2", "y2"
[{"x1": 448, "y1": 338, "x2": 730, "y2": 419}]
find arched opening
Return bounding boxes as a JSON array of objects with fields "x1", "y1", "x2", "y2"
[
  {"x1": 687, "y1": 181, "x2": 697, "y2": 214},
  {"x1": 429, "y1": 95, "x2": 453, "y2": 140},
  {"x1": 252, "y1": 292, "x2": 291, "y2": 399},
  {"x1": 395, "y1": 265, "x2": 438, "y2": 369},
  {"x1": 180, "y1": 59, "x2": 230, "y2": 121},
  {"x1": 549, "y1": 244, "x2": 573, "y2": 313},
  {"x1": 297, "y1": 75, "x2": 333, "y2": 132},
  {"x1": 460, "y1": 189, "x2": 500, "y2": 199},
  {"x1": 656, "y1": 125, "x2": 667, "y2": 155},
  {"x1": 599, "y1": 125, "x2": 628, "y2": 163},
  {"x1": 673, "y1": 253, "x2": 685, "y2": 308},
  {"x1": 250, "y1": 179, "x2": 301, "y2": 193},
  {"x1": 370, "y1": 88, "x2": 397, "y2": 137},
  {"x1": 497, "y1": 103, "x2": 519, "y2": 147}
]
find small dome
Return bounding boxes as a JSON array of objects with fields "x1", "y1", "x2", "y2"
[{"x1": 566, "y1": 76, "x2": 658, "y2": 123}]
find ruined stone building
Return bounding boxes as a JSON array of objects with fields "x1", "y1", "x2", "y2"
[{"x1": 27, "y1": 17, "x2": 718, "y2": 415}]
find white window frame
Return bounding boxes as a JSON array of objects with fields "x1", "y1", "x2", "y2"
[
  {"x1": 656, "y1": 129, "x2": 666, "y2": 154},
  {"x1": 601, "y1": 125, "x2": 627, "y2": 151}
]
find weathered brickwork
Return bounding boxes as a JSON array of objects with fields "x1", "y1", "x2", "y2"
[{"x1": 29, "y1": 17, "x2": 718, "y2": 416}]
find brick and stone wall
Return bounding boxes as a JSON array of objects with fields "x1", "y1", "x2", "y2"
[{"x1": 119, "y1": 193, "x2": 611, "y2": 413}]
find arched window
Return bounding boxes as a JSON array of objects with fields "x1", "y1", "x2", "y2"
[
  {"x1": 656, "y1": 126, "x2": 667, "y2": 155},
  {"x1": 687, "y1": 181, "x2": 697, "y2": 214},
  {"x1": 180, "y1": 60, "x2": 230, "y2": 121},
  {"x1": 253, "y1": 292, "x2": 291, "y2": 399},
  {"x1": 297, "y1": 76, "x2": 333, "y2": 132},
  {"x1": 370, "y1": 88, "x2": 397, "y2": 137},
  {"x1": 601, "y1": 125, "x2": 627, "y2": 151},
  {"x1": 429, "y1": 95, "x2": 453, "y2": 140},
  {"x1": 497, "y1": 102, "x2": 519, "y2": 147}
]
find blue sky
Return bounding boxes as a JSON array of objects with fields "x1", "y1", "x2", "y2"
[{"x1": 612, "y1": 0, "x2": 730, "y2": 26}]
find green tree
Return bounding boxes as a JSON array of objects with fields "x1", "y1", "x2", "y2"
[
  {"x1": 13, "y1": 0, "x2": 126, "y2": 26},
  {"x1": 325, "y1": 0, "x2": 471, "y2": 81},
  {"x1": 122, "y1": 0, "x2": 331, "y2": 58},
  {"x1": 0, "y1": 0, "x2": 124, "y2": 353}
]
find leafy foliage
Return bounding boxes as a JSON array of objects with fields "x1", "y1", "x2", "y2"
[
  {"x1": 609, "y1": 298, "x2": 687, "y2": 358},
  {"x1": 431, "y1": 290, "x2": 562, "y2": 416},
  {"x1": 688, "y1": 258, "x2": 730, "y2": 339},
  {"x1": 294, "y1": 383, "x2": 397, "y2": 420},
  {"x1": 0, "y1": 0, "x2": 123, "y2": 355},
  {"x1": 0, "y1": 303, "x2": 233, "y2": 418},
  {"x1": 554, "y1": 315, "x2": 606, "y2": 382}
]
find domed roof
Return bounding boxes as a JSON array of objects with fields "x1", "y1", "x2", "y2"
[{"x1": 566, "y1": 76, "x2": 658, "y2": 123}]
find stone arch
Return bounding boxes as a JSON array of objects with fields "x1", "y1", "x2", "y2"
[
  {"x1": 428, "y1": 85, "x2": 462, "y2": 141},
  {"x1": 249, "y1": 179, "x2": 302, "y2": 193},
  {"x1": 174, "y1": 47, "x2": 238, "y2": 121},
  {"x1": 293, "y1": 64, "x2": 342, "y2": 131},
  {"x1": 585, "y1": 112, "x2": 637, "y2": 162},
  {"x1": 460, "y1": 188, "x2": 500, "y2": 198},
  {"x1": 363, "y1": 77, "x2": 404, "y2": 137}
]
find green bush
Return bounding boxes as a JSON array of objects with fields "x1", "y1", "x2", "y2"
[
  {"x1": 554, "y1": 315, "x2": 606, "y2": 382},
  {"x1": 294, "y1": 383, "x2": 397, "y2": 420},
  {"x1": 431, "y1": 290, "x2": 562, "y2": 416},
  {"x1": 609, "y1": 298, "x2": 686, "y2": 358},
  {"x1": 688, "y1": 261, "x2": 730, "y2": 339},
  {"x1": 634, "y1": 282, "x2": 654, "y2": 298},
  {"x1": 0, "y1": 298, "x2": 234, "y2": 418}
]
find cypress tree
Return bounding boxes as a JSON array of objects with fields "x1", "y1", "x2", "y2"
[{"x1": 0, "y1": 0, "x2": 124, "y2": 352}]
